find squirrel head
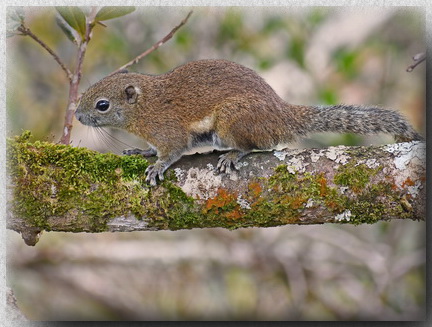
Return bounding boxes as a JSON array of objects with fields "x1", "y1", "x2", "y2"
[{"x1": 75, "y1": 71, "x2": 143, "y2": 128}]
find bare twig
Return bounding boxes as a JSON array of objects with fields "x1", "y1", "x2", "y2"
[
  {"x1": 59, "y1": 7, "x2": 98, "y2": 145},
  {"x1": 17, "y1": 25, "x2": 73, "y2": 82},
  {"x1": 406, "y1": 52, "x2": 426, "y2": 72},
  {"x1": 110, "y1": 11, "x2": 193, "y2": 75}
]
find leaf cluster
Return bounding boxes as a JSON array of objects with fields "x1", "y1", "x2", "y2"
[
  {"x1": 56, "y1": 6, "x2": 135, "y2": 44},
  {"x1": 7, "y1": 6, "x2": 135, "y2": 43},
  {"x1": 6, "y1": 7, "x2": 25, "y2": 37}
]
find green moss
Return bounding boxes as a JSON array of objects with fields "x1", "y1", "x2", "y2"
[
  {"x1": 334, "y1": 162, "x2": 381, "y2": 193},
  {"x1": 346, "y1": 192, "x2": 386, "y2": 224},
  {"x1": 243, "y1": 165, "x2": 333, "y2": 226},
  {"x1": 330, "y1": 161, "x2": 407, "y2": 224},
  {"x1": 7, "y1": 132, "x2": 152, "y2": 231},
  {"x1": 249, "y1": 162, "x2": 408, "y2": 226},
  {"x1": 345, "y1": 182, "x2": 412, "y2": 225},
  {"x1": 7, "y1": 132, "x2": 215, "y2": 232},
  {"x1": 331, "y1": 162, "x2": 413, "y2": 224},
  {"x1": 159, "y1": 181, "x2": 202, "y2": 229}
]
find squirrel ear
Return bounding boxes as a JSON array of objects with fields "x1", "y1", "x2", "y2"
[{"x1": 125, "y1": 85, "x2": 138, "y2": 104}]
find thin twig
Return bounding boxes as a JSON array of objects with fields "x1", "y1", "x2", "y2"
[
  {"x1": 59, "y1": 7, "x2": 99, "y2": 145},
  {"x1": 110, "y1": 11, "x2": 193, "y2": 75},
  {"x1": 406, "y1": 52, "x2": 426, "y2": 72},
  {"x1": 17, "y1": 25, "x2": 73, "y2": 82}
]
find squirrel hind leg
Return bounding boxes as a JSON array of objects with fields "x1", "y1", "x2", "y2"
[{"x1": 217, "y1": 150, "x2": 250, "y2": 174}]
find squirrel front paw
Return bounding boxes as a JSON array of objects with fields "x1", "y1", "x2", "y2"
[
  {"x1": 145, "y1": 162, "x2": 166, "y2": 186},
  {"x1": 123, "y1": 147, "x2": 157, "y2": 157}
]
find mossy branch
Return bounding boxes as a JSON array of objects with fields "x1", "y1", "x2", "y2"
[{"x1": 7, "y1": 132, "x2": 425, "y2": 246}]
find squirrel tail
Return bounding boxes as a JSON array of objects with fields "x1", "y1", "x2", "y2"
[{"x1": 297, "y1": 104, "x2": 423, "y2": 142}]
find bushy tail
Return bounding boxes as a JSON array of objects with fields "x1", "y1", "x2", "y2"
[{"x1": 302, "y1": 104, "x2": 423, "y2": 142}]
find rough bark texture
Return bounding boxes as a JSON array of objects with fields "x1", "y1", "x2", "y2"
[{"x1": 6, "y1": 133, "x2": 426, "y2": 246}]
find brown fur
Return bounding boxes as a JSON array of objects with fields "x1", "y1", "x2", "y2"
[{"x1": 75, "y1": 59, "x2": 422, "y2": 185}]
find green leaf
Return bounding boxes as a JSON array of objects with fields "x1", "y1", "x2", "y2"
[
  {"x1": 56, "y1": 16, "x2": 79, "y2": 45},
  {"x1": 8, "y1": 7, "x2": 25, "y2": 24},
  {"x1": 6, "y1": 30, "x2": 19, "y2": 38},
  {"x1": 56, "y1": 6, "x2": 86, "y2": 40},
  {"x1": 95, "y1": 6, "x2": 135, "y2": 22},
  {"x1": 6, "y1": 7, "x2": 25, "y2": 37}
]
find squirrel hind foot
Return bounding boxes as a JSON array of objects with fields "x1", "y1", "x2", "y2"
[{"x1": 216, "y1": 150, "x2": 249, "y2": 174}]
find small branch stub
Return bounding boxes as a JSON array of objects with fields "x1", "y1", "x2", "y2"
[{"x1": 406, "y1": 52, "x2": 426, "y2": 72}]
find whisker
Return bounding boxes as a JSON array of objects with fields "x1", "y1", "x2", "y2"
[
  {"x1": 99, "y1": 127, "x2": 133, "y2": 148},
  {"x1": 88, "y1": 117, "x2": 120, "y2": 152},
  {"x1": 95, "y1": 127, "x2": 136, "y2": 154},
  {"x1": 95, "y1": 127, "x2": 123, "y2": 153},
  {"x1": 82, "y1": 117, "x2": 136, "y2": 154}
]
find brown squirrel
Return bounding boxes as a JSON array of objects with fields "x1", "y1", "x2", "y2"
[{"x1": 75, "y1": 59, "x2": 423, "y2": 186}]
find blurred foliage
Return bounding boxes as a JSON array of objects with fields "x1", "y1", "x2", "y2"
[
  {"x1": 333, "y1": 48, "x2": 360, "y2": 80},
  {"x1": 6, "y1": 6, "x2": 425, "y2": 321}
]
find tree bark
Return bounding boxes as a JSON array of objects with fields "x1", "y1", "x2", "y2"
[{"x1": 6, "y1": 134, "x2": 426, "y2": 246}]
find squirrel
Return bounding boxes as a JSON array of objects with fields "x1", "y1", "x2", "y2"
[{"x1": 75, "y1": 59, "x2": 423, "y2": 186}]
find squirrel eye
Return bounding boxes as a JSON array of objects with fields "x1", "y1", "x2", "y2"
[{"x1": 95, "y1": 99, "x2": 110, "y2": 112}]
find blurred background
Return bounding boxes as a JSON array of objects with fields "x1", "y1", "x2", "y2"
[{"x1": 6, "y1": 6, "x2": 425, "y2": 320}]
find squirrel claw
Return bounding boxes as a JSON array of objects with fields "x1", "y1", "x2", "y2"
[
  {"x1": 217, "y1": 153, "x2": 238, "y2": 174},
  {"x1": 145, "y1": 163, "x2": 165, "y2": 186},
  {"x1": 217, "y1": 151, "x2": 249, "y2": 175}
]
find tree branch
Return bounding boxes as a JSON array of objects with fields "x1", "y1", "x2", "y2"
[
  {"x1": 6, "y1": 134, "x2": 425, "y2": 246},
  {"x1": 17, "y1": 25, "x2": 73, "y2": 82},
  {"x1": 109, "y1": 11, "x2": 193, "y2": 76},
  {"x1": 406, "y1": 52, "x2": 426, "y2": 72}
]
